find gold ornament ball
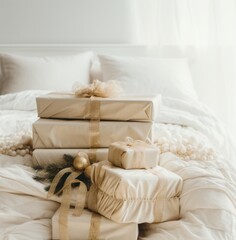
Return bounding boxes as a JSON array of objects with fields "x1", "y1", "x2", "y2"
[{"x1": 73, "y1": 155, "x2": 90, "y2": 171}]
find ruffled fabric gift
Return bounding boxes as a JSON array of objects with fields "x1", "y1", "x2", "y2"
[{"x1": 87, "y1": 161, "x2": 183, "y2": 223}]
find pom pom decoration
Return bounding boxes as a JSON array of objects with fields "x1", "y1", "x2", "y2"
[
  {"x1": 0, "y1": 134, "x2": 33, "y2": 157},
  {"x1": 74, "y1": 79, "x2": 123, "y2": 98},
  {"x1": 155, "y1": 124, "x2": 217, "y2": 161}
]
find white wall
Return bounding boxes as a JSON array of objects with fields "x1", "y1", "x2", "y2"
[{"x1": 0, "y1": 0, "x2": 137, "y2": 44}]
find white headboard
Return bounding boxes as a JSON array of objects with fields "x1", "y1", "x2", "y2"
[{"x1": 0, "y1": 44, "x2": 148, "y2": 57}]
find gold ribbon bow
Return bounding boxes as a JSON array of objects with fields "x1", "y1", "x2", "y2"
[
  {"x1": 74, "y1": 80, "x2": 123, "y2": 150},
  {"x1": 48, "y1": 153, "x2": 90, "y2": 240},
  {"x1": 74, "y1": 80, "x2": 123, "y2": 98}
]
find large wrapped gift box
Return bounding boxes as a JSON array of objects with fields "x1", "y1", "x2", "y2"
[
  {"x1": 87, "y1": 161, "x2": 182, "y2": 224},
  {"x1": 33, "y1": 148, "x2": 108, "y2": 167},
  {"x1": 33, "y1": 119, "x2": 155, "y2": 149},
  {"x1": 52, "y1": 208, "x2": 138, "y2": 240},
  {"x1": 36, "y1": 92, "x2": 161, "y2": 121},
  {"x1": 108, "y1": 141, "x2": 159, "y2": 169}
]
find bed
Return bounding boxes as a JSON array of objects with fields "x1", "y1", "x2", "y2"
[{"x1": 0, "y1": 44, "x2": 236, "y2": 240}]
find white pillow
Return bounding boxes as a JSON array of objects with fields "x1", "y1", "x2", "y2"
[
  {"x1": 98, "y1": 54, "x2": 198, "y2": 101},
  {"x1": 0, "y1": 52, "x2": 93, "y2": 94}
]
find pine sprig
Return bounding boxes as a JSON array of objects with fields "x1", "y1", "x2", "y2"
[
  {"x1": 32, "y1": 154, "x2": 91, "y2": 195},
  {"x1": 63, "y1": 154, "x2": 74, "y2": 166}
]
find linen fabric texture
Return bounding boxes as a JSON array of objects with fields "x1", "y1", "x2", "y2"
[
  {"x1": 32, "y1": 119, "x2": 155, "y2": 149},
  {"x1": 36, "y1": 92, "x2": 160, "y2": 121},
  {"x1": 0, "y1": 52, "x2": 93, "y2": 94},
  {"x1": 52, "y1": 208, "x2": 138, "y2": 240},
  {"x1": 108, "y1": 141, "x2": 159, "y2": 169},
  {"x1": 87, "y1": 161, "x2": 182, "y2": 223},
  {"x1": 98, "y1": 54, "x2": 198, "y2": 102}
]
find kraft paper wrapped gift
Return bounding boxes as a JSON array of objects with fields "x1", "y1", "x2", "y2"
[
  {"x1": 32, "y1": 119, "x2": 155, "y2": 149},
  {"x1": 52, "y1": 208, "x2": 138, "y2": 240},
  {"x1": 87, "y1": 161, "x2": 183, "y2": 224},
  {"x1": 36, "y1": 92, "x2": 161, "y2": 121},
  {"x1": 32, "y1": 148, "x2": 108, "y2": 167},
  {"x1": 108, "y1": 140, "x2": 159, "y2": 169}
]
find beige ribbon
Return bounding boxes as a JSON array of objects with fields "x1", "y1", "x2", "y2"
[
  {"x1": 88, "y1": 212, "x2": 102, "y2": 240},
  {"x1": 88, "y1": 148, "x2": 97, "y2": 163},
  {"x1": 146, "y1": 169, "x2": 167, "y2": 221},
  {"x1": 125, "y1": 137, "x2": 156, "y2": 164},
  {"x1": 89, "y1": 97, "x2": 101, "y2": 148},
  {"x1": 47, "y1": 168, "x2": 87, "y2": 240}
]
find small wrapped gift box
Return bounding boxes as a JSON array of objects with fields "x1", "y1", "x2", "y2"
[
  {"x1": 52, "y1": 208, "x2": 138, "y2": 240},
  {"x1": 33, "y1": 119, "x2": 155, "y2": 149},
  {"x1": 87, "y1": 161, "x2": 183, "y2": 224},
  {"x1": 36, "y1": 92, "x2": 161, "y2": 122},
  {"x1": 32, "y1": 148, "x2": 108, "y2": 167},
  {"x1": 108, "y1": 140, "x2": 159, "y2": 169}
]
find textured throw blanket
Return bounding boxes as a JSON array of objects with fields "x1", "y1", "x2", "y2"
[{"x1": 0, "y1": 91, "x2": 236, "y2": 239}]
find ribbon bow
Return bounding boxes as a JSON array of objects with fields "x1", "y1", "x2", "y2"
[
  {"x1": 74, "y1": 80, "x2": 123, "y2": 98},
  {"x1": 47, "y1": 152, "x2": 91, "y2": 240}
]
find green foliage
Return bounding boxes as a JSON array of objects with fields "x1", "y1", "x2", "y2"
[{"x1": 32, "y1": 154, "x2": 91, "y2": 196}]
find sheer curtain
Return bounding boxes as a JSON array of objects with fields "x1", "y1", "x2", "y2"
[{"x1": 134, "y1": 0, "x2": 236, "y2": 138}]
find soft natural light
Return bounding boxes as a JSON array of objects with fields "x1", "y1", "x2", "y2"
[
  {"x1": 0, "y1": 1, "x2": 235, "y2": 239},
  {"x1": 135, "y1": 0, "x2": 236, "y2": 140}
]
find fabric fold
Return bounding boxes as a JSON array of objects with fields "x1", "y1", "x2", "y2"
[
  {"x1": 33, "y1": 119, "x2": 155, "y2": 149},
  {"x1": 52, "y1": 208, "x2": 139, "y2": 240},
  {"x1": 36, "y1": 93, "x2": 161, "y2": 121},
  {"x1": 87, "y1": 161, "x2": 183, "y2": 223}
]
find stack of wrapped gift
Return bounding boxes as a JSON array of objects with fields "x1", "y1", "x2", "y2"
[
  {"x1": 86, "y1": 142, "x2": 183, "y2": 224},
  {"x1": 31, "y1": 92, "x2": 161, "y2": 240},
  {"x1": 32, "y1": 92, "x2": 161, "y2": 167},
  {"x1": 51, "y1": 139, "x2": 183, "y2": 240}
]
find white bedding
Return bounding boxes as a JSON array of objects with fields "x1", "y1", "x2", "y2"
[{"x1": 0, "y1": 91, "x2": 236, "y2": 239}]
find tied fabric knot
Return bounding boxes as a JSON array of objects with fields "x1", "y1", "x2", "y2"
[
  {"x1": 112, "y1": 137, "x2": 158, "y2": 169},
  {"x1": 125, "y1": 137, "x2": 154, "y2": 148},
  {"x1": 74, "y1": 79, "x2": 123, "y2": 98}
]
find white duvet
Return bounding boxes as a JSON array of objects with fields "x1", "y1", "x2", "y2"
[{"x1": 0, "y1": 91, "x2": 236, "y2": 240}]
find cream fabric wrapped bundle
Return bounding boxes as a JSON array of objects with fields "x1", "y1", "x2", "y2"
[
  {"x1": 108, "y1": 139, "x2": 159, "y2": 169},
  {"x1": 87, "y1": 161, "x2": 183, "y2": 223},
  {"x1": 33, "y1": 119, "x2": 155, "y2": 149},
  {"x1": 32, "y1": 148, "x2": 108, "y2": 167},
  {"x1": 52, "y1": 208, "x2": 138, "y2": 240},
  {"x1": 36, "y1": 92, "x2": 160, "y2": 121}
]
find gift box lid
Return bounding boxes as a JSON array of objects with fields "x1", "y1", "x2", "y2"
[
  {"x1": 36, "y1": 92, "x2": 161, "y2": 121},
  {"x1": 108, "y1": 140, "x2": 159, "y2": 169}
]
